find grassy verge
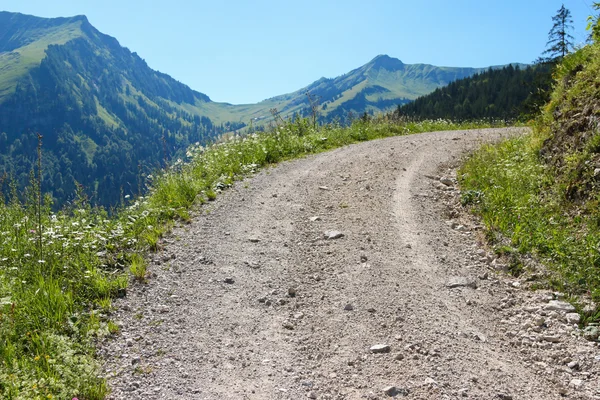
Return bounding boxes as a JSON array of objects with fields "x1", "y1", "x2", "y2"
[
  {"x1": 459, "y1": 128, "x2": 600, "y2": 321},
  {"x1": 459, "y1": 40, "x2": 600, "y2": 324},
  {"x1": 0, "y1": 117, "x2": 498, "y2": 399}
]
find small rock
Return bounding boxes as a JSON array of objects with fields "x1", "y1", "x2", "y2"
[
  {"x1": 569, "y1": 378, "x2": 583, "y2": 390},
  {"x1": 455, "y1": 225, "x2": 469, "y2": 232},
  {"x1": 394, "y1": 353, "x2": 404, "y2": 361},
  {"x1": 360, "y1": 255, "x2": 368, "y2": 262},
  {"x1": 282, "y1": 321, "x2": 294, "y2": 330},
  {"x1": 293, "y1": 312, "x2": 305, "y2": 320},
  {"x1": 446, "y1": 277, "x2": 477, "y2": 289},
  {"x1": 224, "y1": 277, "x2": 235, "y2": 284},
  {"x1": 277, "y1": 299, "x2": 287, "y2": 306},
  {"x1": 344, "y1": 303, "x2": 354, "y2": 311},
  {"x1": 318, "y1": 186, "x2": 330, "y2": 191},
  {"x1": 583, "y1": 326, "x2": 599, "y2": 341},
  {"x1": 370, "y1": 344, "x2": 391, "y2": 353},
  {"x1": 440, "y1": 177, "x2": 453, "y2": 186},
  {"x1": 566, "y1": 313, "x2": 581, "y2": 324},
  {"x1": 288, "y1": 287, "x2": 297, "y2": 297},
  {"x1": 308, "y1": 392, "x2": 317, "y2": 399},
  {"x1": 324, "y1": 230, "x2": 344, "y2": 240},
  {"x1": 310, "y1": 216, "x2": 322, "y2": 222},
  {"x1": 545, "y1": 300, "x2": 576, "y2": 313},
  {"x1": 248, "y1": 237, "x2": 260, "y2": 243},
  {"x1": 423, "y1": 377, "x2": 437, "y2": 386},
  {"x1": 497, "y1": 394, "x2": 513, "y2": 400},
  {"x1": 383, "y1": 386, "x2": 398, "y2": 396},
  {"x1": 542, "y1": 335, "x2": 561, "y2": 343},
  {"x1": 567, "y1": 361, "x2": 579, "y2": 370}
]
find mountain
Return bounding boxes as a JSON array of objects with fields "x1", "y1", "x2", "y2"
[
  {"x1": 203, "y1": 55, "x2": 503, "y2": 125},
  {"x1": 394, "y1": 63, "x2": 553, "y2": 121},
  {"x1": 0, "y1": 11, "x2": 241, "y2": 207},
  {"x1": 0, "y1": 11, "x2": 520, "y2": 207}
]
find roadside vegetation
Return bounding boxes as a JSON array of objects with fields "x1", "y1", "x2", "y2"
[
  {"x1": 459, "y1": 5, "x2": 600, "y2": 321},
  {"x1": 0, "y1": 117, "x2": 497, "y2": 399}
]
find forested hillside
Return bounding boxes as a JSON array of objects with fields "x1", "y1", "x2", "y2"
[
  {"x1": 394, "y1": 64, "x2": 553, "y2": 121},
  {"x1": 0, "y1": 12, "x2": 240, "y2": 207}
]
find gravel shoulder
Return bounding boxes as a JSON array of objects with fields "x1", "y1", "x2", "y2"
[{"x1": 100, "y1": 128, "x2": 600, "y2": 399}]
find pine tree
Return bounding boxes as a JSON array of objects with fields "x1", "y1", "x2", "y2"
[{"x1": 543, "y1": 4, "x2": 574, "y2": 62}]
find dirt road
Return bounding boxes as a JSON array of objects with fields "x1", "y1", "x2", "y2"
[{"x1": 102, "y1": 128, "x2": 600, "y2": 399}]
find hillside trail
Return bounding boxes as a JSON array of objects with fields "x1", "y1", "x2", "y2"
[{"x1": 101, "y1": 128, "x2": 600, "y2": 399}]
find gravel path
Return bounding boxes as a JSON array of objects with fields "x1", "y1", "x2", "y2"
[{"x1": 101, "y1": 128, "x2": 600, "y2": 399}]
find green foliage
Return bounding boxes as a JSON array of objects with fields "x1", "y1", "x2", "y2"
[
  {"x1": 129, "y1": 253, "x2": 147, "y2": 282},
  {"x1": 395, "y1": 64, "x2": 554, "y2": 122},
  {"x1": 460, "y1": 131, "x2": 600, "y2": 301}
]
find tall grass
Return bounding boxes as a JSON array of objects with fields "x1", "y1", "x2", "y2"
[{"x1": 0, "y1": 116, "x2": 497, "y2": 398}]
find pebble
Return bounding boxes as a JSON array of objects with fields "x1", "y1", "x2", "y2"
[
  {"x1": 310, "y1": 216, "x2": 322, "y2": 222},
  {"x1": 344, "y1": 303, "x2": 354, "y2": 311},
  {"x1": 308, "y1": 391, "x2": 317, "y2": 399},
  {"x1": 446, "y1": 277, "x2": 477, "y2": 289},
  {"x1": 567, "y1": 361, "x2": 579, "y2": 370},
  {"x1": 370, "y1": 344, "x2": 391, "y2": 353},
  {"x1": 383, "y1": 386, "x2": 398, "y2": 396},
  {"x1": 542, "y1": 335, "x2": 561, "y2": 343},
  {"x1": 545, "y1": 300, "x2": 576, "y2": 313},
  {"x1": 324, "y1": 230, "x2": 344, "y2": 240},
  {"x1": 566, "y1": 313, "x2": 581, "y2": 324},
  {"x1": 248, "y1": 237, "x2": 260, "y2": 243},
  {"x1": 569, "y1": 378, "x2": 583, "y2": 389},
  {"x1": 439, "y1": 177, "x2": 453, "y2": 186},
  {"x1": 282, "y1": 321, "x2": 294, "y2": 330},
  {"x1": 583, "y1": 326, "x2": 599, "y2": 341},
  {"x1": 223, "y1": 277, "x2": 235, "y2": 284}
]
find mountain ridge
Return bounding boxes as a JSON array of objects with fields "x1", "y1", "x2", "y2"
[{"x1": 0, "y1": 11, "x2": 525, "y2": 207}]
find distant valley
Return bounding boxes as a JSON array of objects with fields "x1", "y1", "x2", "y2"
[{"x1": 0, "y1": 11, "x2": 519, "y2": 206}]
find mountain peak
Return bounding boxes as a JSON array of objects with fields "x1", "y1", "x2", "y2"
[{"x1": 368, "y1": 54, "x2": 404, "y2": 70}]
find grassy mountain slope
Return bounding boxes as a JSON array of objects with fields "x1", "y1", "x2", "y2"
[
  {"x1": 226, "y1": 55, "x2": 496, "y2": 124},
  {"x1": 0, "y1": 12, "x2": 87, "y2": 100}
]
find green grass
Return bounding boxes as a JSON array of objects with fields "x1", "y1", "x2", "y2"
[
  {"x1": 459, "y1": 41, "x2": 600, "y2": 323},
  {"x1": 0, "y1": 117, "x2": 498, "y2": 398},
  {"x1": 459, "y1": 128, "x2": 600, "y2": 314}
]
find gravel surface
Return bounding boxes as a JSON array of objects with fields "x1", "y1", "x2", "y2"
[{"x1": 100, "y1": 128, "x2": 600, "y2": 399}]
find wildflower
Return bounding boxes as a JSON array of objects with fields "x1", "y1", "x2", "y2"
[{"x1": 34, "y1": 355, "x2": 40, "y2": 361}]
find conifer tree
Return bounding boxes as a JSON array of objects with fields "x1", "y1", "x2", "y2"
[{"x1": 543, "y1": 4, "x2": 574, "y2": 61}]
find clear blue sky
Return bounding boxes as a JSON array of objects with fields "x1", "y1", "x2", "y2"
[{"x1": 3, "y1": 0, "x2": 596, "y2": 104}]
